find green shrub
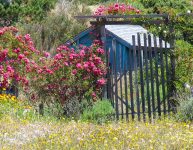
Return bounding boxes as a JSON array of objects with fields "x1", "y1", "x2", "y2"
[
  {"x1": 78, "y1": 0, "x2": 109, "y2": 5},
  {"x1": 81, "y1": 99, "x2": 115, "y2": 123},
  {"x1": 175, "y1": 40, "x2": 193, "y2": 89},
  {"x1": 176, "y1": 96, "x2": 193, "y2": 122},
  {"x1": 0, "y1": 0, "x2": 57, "y2": 26}
]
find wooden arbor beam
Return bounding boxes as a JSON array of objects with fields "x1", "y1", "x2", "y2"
[
  {"x1": 74, "y1": 14, "x2": 169, "y2": 19},
  {"x1": 75, "y1": 14, "x2": 169, "y2": 26}
]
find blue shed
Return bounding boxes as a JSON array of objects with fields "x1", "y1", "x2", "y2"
[{"x1": 67, "y1": 25, "x2": 170, "y2": 71}]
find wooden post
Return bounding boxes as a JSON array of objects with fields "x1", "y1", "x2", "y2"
[
  {"x1": 99, "y1": 19, "x2": 108, "y2": 99},
  {"x1": 39, "y1": 103, "x2": 44, "y2": 116},
  {"x1": 165, "y1": 16, "x2": 176, "y2": 113},
  {"x1": 112, "y1": 38, "x2": 119, "y2": 120},
  {"x1": 169, "y1": 23, "x2": 177, "y2": 113}
]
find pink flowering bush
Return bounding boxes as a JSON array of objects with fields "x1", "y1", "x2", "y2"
[
  {"x1": 35, "y1": 41, "x2": 107, "y2": 106},
  {"x1": 94, "y1": 3, "x2": 141, "y2": 16},
  {"x1": 0, "y1": 26, "x2": 107, "y2": 113},
  {"x1": 0, "y1": 26, "x2": 44, "y2": 89}
]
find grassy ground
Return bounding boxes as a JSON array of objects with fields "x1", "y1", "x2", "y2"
[
  {"x1": 1, "y1": 116, "x2": 193, "y2": 149},
  {"x1": 0, "y1": 94, "x2": 193, "y2": 150}
]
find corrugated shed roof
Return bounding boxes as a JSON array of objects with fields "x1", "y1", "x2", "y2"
[{"x1": 105, "y1": 25, "x2": 170, "y2": 48}]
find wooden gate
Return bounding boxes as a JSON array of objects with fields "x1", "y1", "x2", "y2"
[{"x1": 106, "y1": 33, "x2": 175, "y2": 121}]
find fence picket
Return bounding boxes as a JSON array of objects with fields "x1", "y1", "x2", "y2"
[
  {"x1": 132, "y1": 35, "x2": 140, "y2": 121},
  {"x1": 165, "y1": 40, "x2": 170, "y2": 113},
  {"x1": 159, "y1": 38, "x2": 166, "y2": 115},
  {"x1": 144, "y1": 33, "x2": 151, "y2": 121},
  {"x1": 137, "y1": 33, "x2": 146, "y2": 121},
  {"x1": 154, "y1": 35, "x2": 161, "y2": 117},
  {"x1": 112, "y1": 39, "x2": 119, "y2": 120},
  {"x1": 129, "y1": 45, "x2": 135, "y2": 120},
  {"x1": 148, "y1": 34, "x2": 155, "y2": 119},
  {"x1": 119, "y1": 45, "x2": 124, "y2": 119},
  {"x1": 124, "y1": 61, "x2": 129, "y2": 121}
]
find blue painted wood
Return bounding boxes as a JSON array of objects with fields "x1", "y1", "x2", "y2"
[{"x1": 67, "y1": 25, "x2": 168, "y2": 72}]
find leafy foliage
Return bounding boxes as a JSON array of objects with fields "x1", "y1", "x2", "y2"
[
  {"x1": 78, "y1": 0, "x2": 109, "y2": 5},
  {"x1": 140, "y1": 0, "x2": 192, "y2": 12},
  {"x1": 0, "y1": 0, "x2": 57, "y2": 26},
  {"x1": 81, "y1": 99, "x2": 115, "y2": 123},
  {"x1": 0, "y1": 26, "x2": 107, "y2": 118},
  {"x1": 175, "y1": 40, "x2": 193, "y2": 88},
  {"x1": 140, "y1": 0, "x2": 193, "y2": 44},
  {"x1": 176, "y1": 96, "x2": 193, "y2": 122},
  {"x1": 18, "y1": 0, "x2": 90, "y2": 52}
]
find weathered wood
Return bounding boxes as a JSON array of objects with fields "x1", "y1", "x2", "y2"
[
  {"x1": 112, "y1": 39, "x2": 119, "y2": 120},
  {"x1": 107, "y1": 48, "x2": 112, "y2": 100},
  {"x1": 144, "y1": 33, "x2": 151, "y2": 121},
  {"x1": 164, "y1": 40, "x2": 170, "y2": 113},
  {"x1": 137, "y1": 33, "x2": 146, "y2": 121},
  {"x1": 129, "y1": 47, "x2": 135, "y2": 120},
  {"x1": 90, "y1": 20, "x2": 165, "y2": 25},
  {"x1": 119, "y1": 44, "x2": 124, "y2": 119},
  {"x1": 124, "y1": 62, "x2": 129, "y2": 121},
  {"x1": 110, "y1": 67, "x2": 115, "y2": 108},
  {"x1": 154, "y1": 35, "x2": 161, "y2": 117},
  {"x1": 39, "y1": 103, "x2": 44, "y2": 116},
  {"x1": 75, "y1": 14, "x2": 168, "y2": 19},
  {"x1": 159, "y1": 38, "x2": 166, "y2": 115},
  {"x1": 133, "y1": 35, "x2": 140, "y2": 121},
  {"x1": 100, "y1": 25, "x2": 107, "y2": 98},
  {"x1": 148, "y1": 34, "x2": 155, "y2": 119}
]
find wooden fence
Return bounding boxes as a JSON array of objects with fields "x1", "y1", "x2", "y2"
[{"x1": 106, "y1": 33, "x2": 175, "y2": 121}]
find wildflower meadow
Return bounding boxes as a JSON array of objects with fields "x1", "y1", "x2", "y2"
[{"x1": 0, "y1": 1, "x2": 193, "y2": 150}]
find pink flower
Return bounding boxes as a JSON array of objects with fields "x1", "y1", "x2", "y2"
[
  {"x1": 3, "y1": 73, "x2": 9, "y2": 80},
  {"x1": 135, "y1": 9, "x2": 140, "y2": 14},
  {"x1": 22, "y1": 78, "x2": 29, "y2": 86},
  {"x1": 79, "y1": 50, "x2": 85, "y2": 57},
  {"x1": 0, "y1": 30, "x2": 3, "y2": 35},
  {"x1": 54, "y1": 53, "x2": 63, "y2": 60},
  {"x1": 76, "y1": 63, "x2": 82, "y2": 69},
  {"x1": 72, "y1": 69, "x2": 77, "y2": 75},
  {"x1": 89, "y1": 62, "x2": 95, "y2": 68},
  {"x1": 93, "y1": 68, "x2": 102, "y2": 76},
  {"x1": 44, "y1": 52, "x2": 50, "y2": 58},
  {"x1": 94, "y1": 56, "x2": 102, "y2": 64},
  {"x1": 46, "y1": 69, "x2": 53, "y2": 74},
  {"x1": 83, "y1": 63, "x2": 89, "y2": 69},
  {"x1": 64, "y1": 62, "x2": 69, "y2": 66},
  {"x1": 23, "y1": 58, "x2": 30, "y2": 64},
  {"x1": 26, "y1": 65, "x2": 31, "y2": 72},
  {"x1": 7, "y1": 65, "x2": 14, "y2": 74},
  {"x1": 69, "y1": 53, "x2": 77, "y2": 60},
  {"x1": 13, "y1": 48, "x2": 20, "y2": 53},
  {"x1": 24, "y1": 34, "x2": 31, "y2": 41},
  {"x1": 94, "y1": 3, "x2": 140, "y2": 16},
  {"x1": 0, "y1": 65, "x2": 3, "y2": 73},
  {"x1": 18, "y1": 54, "x2": 25, "y2": 60},
  {"x1": 92, "y1": 92, "x2": 97, "y2": 98},
  {"x1": 97, "y1": 78, "x2": 106, "y2": 86},
  {"x1": 23, "y1": 51, "x2": 29, "y2": 56},
  {"x1": 96, "y1": 48, "x2": 105, "y2": 54},
  {"x1": 37, "y1": 69, "x2": 43, "y2": 74},
  {"x1": 2, "y1": 49, "x2": 8, "y2": 56}
]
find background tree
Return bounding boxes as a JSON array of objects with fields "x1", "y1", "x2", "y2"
[
  {"x1": 18, "y1": 0, "x2": 91, "y2": 53},
  {"x1": 0, "y1": 0, "x2": 57, "y2": 26}
]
